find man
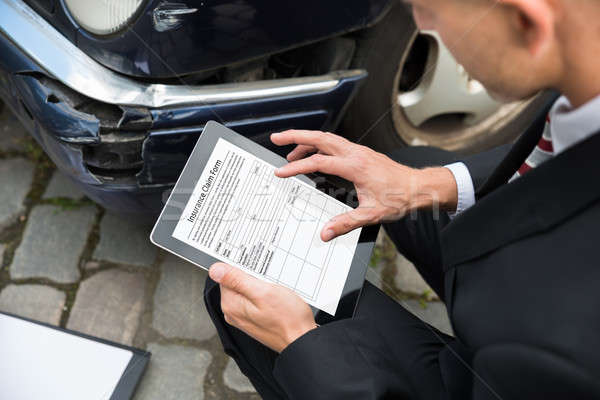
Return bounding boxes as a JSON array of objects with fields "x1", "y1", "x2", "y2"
[{"x1": 204, "y1": 0, "x2": 600, "y2": 398}]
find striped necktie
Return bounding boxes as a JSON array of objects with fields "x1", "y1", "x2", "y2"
[{"x1": 510, "y1": 115, "x2": 554, "y2": 182}]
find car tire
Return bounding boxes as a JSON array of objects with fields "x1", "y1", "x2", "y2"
[{"x1": 340, "y1": 3, "x2": 557, "y2": 155}]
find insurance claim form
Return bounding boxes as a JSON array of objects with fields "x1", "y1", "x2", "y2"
[{"x1": 172, "y1": 138, "x2": 361, "y2": 315}]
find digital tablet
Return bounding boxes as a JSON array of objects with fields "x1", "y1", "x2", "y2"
[{"x1": 151, "y1": 121, "x2": 378, "y2": 322}]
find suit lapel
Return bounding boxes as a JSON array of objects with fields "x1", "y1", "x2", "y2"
[
  {"x1": 476, "y1": 99, "x2": 551, "y2": 198},
  {"x1": 442, "y1": 130, "x2": 600, "y2": 269}
]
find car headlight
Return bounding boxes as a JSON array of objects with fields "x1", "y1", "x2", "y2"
[{"x1": 64, "y1": 0, "x2": 145, "y2": 35}]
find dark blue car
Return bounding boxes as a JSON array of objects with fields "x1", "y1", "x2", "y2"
[{"x1": 0, "y1": 0, "x2": 553, "y2": 215}]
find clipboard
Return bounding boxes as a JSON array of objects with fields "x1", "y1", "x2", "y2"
[
  {"x1": 151, "y1": 121, "x2": 379, "y2": 322},
  {"x1": 0, "y1": 311, "x2": 150, "y2": 400}
]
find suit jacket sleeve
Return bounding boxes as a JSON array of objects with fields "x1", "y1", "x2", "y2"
[
  {"x1": 459, "y1": 144, "x2": 512, "y2": 191},
  {"x1": 472, "y1": 343, "x2": 600, "y2": 400},
  {"x1": 384, "y1": 143, "x2": 511, "y2": 194},
  {"x1": 272, "y1": 319, "x2": 415, "y2": 400}
]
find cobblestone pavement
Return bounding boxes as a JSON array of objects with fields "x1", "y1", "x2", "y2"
[{"x1": 0, "y1": 106, "x2": 452, "y2": 399}]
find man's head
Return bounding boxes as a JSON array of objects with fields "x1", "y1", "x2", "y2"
[{"x1": 406, "y1": 0, "x2": 600, "y2": 107}]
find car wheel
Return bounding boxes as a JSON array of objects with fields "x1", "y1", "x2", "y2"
[{"x1": 340, "y1": 3, "x2": 555, "y2": 155}]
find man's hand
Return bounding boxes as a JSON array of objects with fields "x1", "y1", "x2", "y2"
[
  {"x1": 209, "y1": 262, "x2": 317, "y2": 353},
  {"x1": 271, "y1": 130, "x2": 459, "y2": 241}
]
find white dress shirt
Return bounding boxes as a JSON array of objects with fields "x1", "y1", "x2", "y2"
[{"x1": 445, "y1": 94, "x2": 600, "y2": 216}]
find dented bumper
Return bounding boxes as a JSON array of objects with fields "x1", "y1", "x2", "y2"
[{"x1": 0, "y1": 0, "x2": 366, "y2": 215}]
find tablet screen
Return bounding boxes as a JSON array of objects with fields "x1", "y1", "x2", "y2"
[
  {"x1": 171, "y1": 137, "x2": 361, "y2": 315},
  {"x1": 0, "y1": 313, "x2": 132, "y2": 400}
]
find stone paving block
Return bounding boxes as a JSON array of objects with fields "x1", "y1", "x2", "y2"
[
  {"x1": 93, "y1": 213, "x2": 157, "y2": 267},
  {"x1": 0, "y1": 243, "x2": 5, "y2": 266},
  {"x1": 365, "y1": 262, "x2": 386, "y2": 291},
  {"x1": 11, "y1": 205, "x2": 96, "y2": 283},
  {"x1": 394, "y1": 254, "x2": 434, "y2": 296},
  {"x1": 0, "y1": 284, "x2": 65, "y2": 325},
  {"x1": 152, "y1": 254, "x2": 216, "y2": 341},
  {"x1": 223, "y1": 357, "x2": 256, "y2": 393},
  {"x1": 42, "y1": 171, "x2": 84, "y2": 200},
  {"x1": 83, "y1": 260, "x2": 101, "y2": 271},
  {"x1": 67, "y1": 269, "x2": 147, "y2": 345},
  {"x1": 402, "y1": 300, "x2": 454, "y2": 336},
  {"x1": 0, "y1": 158, "x2": 34, "y2": 230},
  {"x1": 366, "y1": 229, "x2": 390, "y2": 291},
  {"x1": 0, "y1": 107, "x2": 28, "y2": 152},
  {"x1": 134, "y1": 343, "x2": 211, "y2": 400}
]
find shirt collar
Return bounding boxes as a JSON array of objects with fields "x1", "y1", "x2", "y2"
[{"x1": 549, "y1": 94, "x2": 600, "y2": 155}]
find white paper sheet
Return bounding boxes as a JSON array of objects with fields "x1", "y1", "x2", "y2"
[
  {"x1": 0, "y1": 314, "x2": 133, "y2": 400},
  {"x1": 173, "y1": 138, "x2": 361, "y2": 315}
]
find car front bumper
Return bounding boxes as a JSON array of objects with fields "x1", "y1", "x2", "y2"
[{"x1": 0, "y1": 0, "x2": 366, "y2": 216}]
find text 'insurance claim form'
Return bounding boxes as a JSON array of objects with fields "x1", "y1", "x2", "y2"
[{"x1": 173, "y1": 138, "x2": 361, "y2": 315}]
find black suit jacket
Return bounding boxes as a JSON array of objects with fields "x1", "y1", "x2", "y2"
[{"x1": 269, "y1": 96, "x2": 600, "y2": 399}]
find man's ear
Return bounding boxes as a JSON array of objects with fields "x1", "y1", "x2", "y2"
[{"x1": 500, "y1": 0, "x2": 555, "y2": 56}]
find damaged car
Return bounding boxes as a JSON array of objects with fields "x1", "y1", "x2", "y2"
[{"x1": 0, "y1": 0, "x2": 555, "y2": 215}]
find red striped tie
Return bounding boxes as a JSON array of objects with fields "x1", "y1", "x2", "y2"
[{"x1": 510, "y1": 115, "x2": 554, "y2": 182}]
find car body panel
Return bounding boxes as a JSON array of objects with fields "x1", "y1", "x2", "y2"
[
  {"x1": 0, "y1": 13, "x2": 366, "y2": 215},
  {"x1": 23, "y1": 0, "x2": 391, "y2": 78},
  {"x1": 14, "y1": 75, "x2": 100, "y2": 143},
  {"x1": 140, "y1": 111, "x2": 328, "y2": 186}
]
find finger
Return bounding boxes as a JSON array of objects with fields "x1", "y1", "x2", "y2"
[
  {"x1": 209, "y1": 263, "x2": 264, "y2": 301},
  {"x1": 270, "y1": 130, "x2": 346, "y2": 156},
  {"x1": 321, "y1": 208, "x2": 377, "y2": 242},
  {"x1": 220, "y1": 286, "x2": 261, "y2": 334},
  {"x1": 222, "y1": 307, "x2": 246, "y2": 331},
  {"x1": 275, "y1": 154, "x2": 355, "y2": 181},
  {"x1": 286, "y1": 144, "x2": 317, "y2": 161},
  {"x1": 220, "y1": 286, "x2": 248, "y2": 323}
]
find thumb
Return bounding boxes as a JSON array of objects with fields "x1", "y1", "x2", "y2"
[
  {"x1": 321, "y1": 207, "x2": 376, "y2": 242},
  {"x1": 209, "y1": 263, "x2": 261, "y2": 300}
]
